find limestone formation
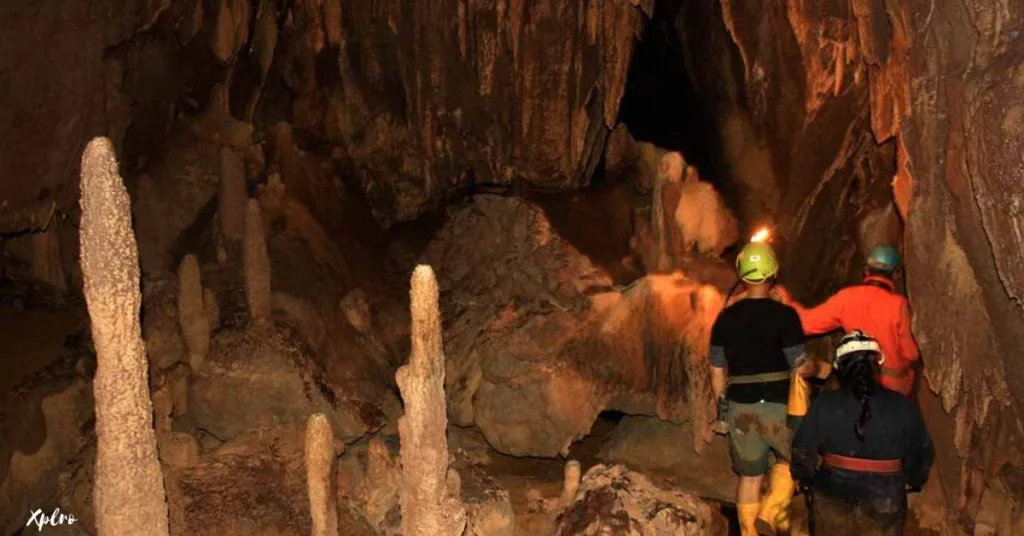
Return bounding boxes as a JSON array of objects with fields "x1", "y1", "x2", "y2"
[
  {"x1": 673, "y1": 167, "x2": 739, "y2": 259},
  {"x1": 396, "y1": 265, "x2": 467, "y2": 536},
  {"x1": 78, "y1": 136, "x2": 170, "y2": 536},
  {"x1": 218, "y1": 146, "x2": 247, "y2": 243},
  {"x1": 189, "y1": 328, "x2": 384, "y2": 443},
  {"x1": 560, "y1": 460, "x2": 582, "y2": 508},
  {"x1": 203, "y1": 287, "x2": 220, "y2": 331},
  {"x1": 552, "y1": 464, "x2": 714, "y2": 536},
  {"x1": 244, "y1": 198, "x2": 271, "y2": 326},
  {"x1": 305, "y1": 414, "x2": 338, "y2": 536},
  {"x1": 421, "y1": 196, "x2": 720, "y2": 456},
  {"x1": 651, "y1": 152, "x2": 685, "y2": 271},
  {"x1": 177, "y1": 254, "x2": 209, "y2": 370}
]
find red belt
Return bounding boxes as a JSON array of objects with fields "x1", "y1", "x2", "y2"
[{"x1": 822, "y1": 453, "x2": 902, "y2": 474}]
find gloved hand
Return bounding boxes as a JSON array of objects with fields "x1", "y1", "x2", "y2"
[{"x1": 712, "y1": 397, "x2": 729, "y2": 435}]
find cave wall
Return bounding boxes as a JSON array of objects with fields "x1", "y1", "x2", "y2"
[
  {"x1": 662, "y1": 0, "x2": 1024, "y2": 527},
  {"x1": 893, "y1": 0, "x2": 1024, "y2": 525},
  {"x1": 305, "y1": 0, "x2": 653, "y2": 225}
]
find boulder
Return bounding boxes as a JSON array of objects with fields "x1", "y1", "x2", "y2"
[
  {"x1": 421, "y1": 195, "x2": 722, "y2": 457},
  {"x1": 552, "y1": 464, "x2": 715, "y2": 536},
  {"x1": 189, "y1": 326, "x2": 385, "y2": 443}
]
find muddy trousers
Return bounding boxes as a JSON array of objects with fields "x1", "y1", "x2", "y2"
[{"x1": 807, "y1": 491, "x2": 905, "y2": 536}]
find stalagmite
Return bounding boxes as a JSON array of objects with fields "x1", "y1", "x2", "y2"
[
  {"x1": 396, "y1": 265, "x2": 467, "y2": 536},
  {"x1": 78, "y1": 136, "x2": 170, "y2": 536},
  {"x1": 218, "y1": 146, "x2": 247, "y2": 243},
  {"x1": 177, "y1": 254, "x2": 210, "y2": 370},
  {"x1": 652, "y1": 152, "x2": 684, "y2": 271},
  {"x1": 560, "y1": 460, "x2": 582, "y2": 508},
  {"x1": 203, "y1": 287, "x2": 220, "y2": 331},
  {"x1": 244, "y1": 198, "x2": 271, "y2": 326},
  {"x1": 305, "y1": 413, "x2": 339, "y2": 536}
]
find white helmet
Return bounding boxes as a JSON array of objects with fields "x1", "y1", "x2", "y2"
[{"x1": 833, "y1": 330, "x2": 884, "y2": 368}]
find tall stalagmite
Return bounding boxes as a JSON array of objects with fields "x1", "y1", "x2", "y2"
[
  {"x1": 177, "y1": 253, "x2": 210, "y2": 370},
  {"x1": 79, "y1": 136, "x2": 170, "y2": 536},
  {"x1": 244, "y1": 198, "x2": 271, "y2": 326},
  {"x1": 396, "y1": 265, "x2": 466, "y2": 536},
  {"x1": 305, "y1": 413, "x2": 338, "y2": 536}
]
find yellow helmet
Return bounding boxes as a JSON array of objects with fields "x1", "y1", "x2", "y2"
[{"x1": 736, "y1": 242, "x2": 779, "y2": 283}]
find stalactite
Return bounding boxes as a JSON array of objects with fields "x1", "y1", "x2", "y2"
[{"x1": 79, "y1": 136, "x2": 170, "y2": 536}]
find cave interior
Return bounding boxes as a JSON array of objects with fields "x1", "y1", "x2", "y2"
[{"x1": 1, "y1": 0, "x2": 1023, "y2": 534}]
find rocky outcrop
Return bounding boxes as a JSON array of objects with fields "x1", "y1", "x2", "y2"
[
  {"x1": 421, "y1": 195, "x2": 723, "y2": 457},
  {"x1": 188, "y1": 324, "x2": 384, "y2": 444},
  {"x1": 79, "y1": 136, "x2": 170, "y2": 536},
  {"x1": 301, "y1": 0, "x2": 653, "y2": 225},
  {"x1": 552, "y1": 464, "x2": 715, "y2": 536},
  {"x1": 0, "y1": 375, "x2": 94, "y2": 536},
  {"x1": 336, "y1": 437, "x2": 514, "y2": 536},
  {"x1": 161, "y1": 424, "x2": 373, "y2": 536}
]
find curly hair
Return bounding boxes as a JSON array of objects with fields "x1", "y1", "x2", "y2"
[{"x1": 835, "y1": 350, "x2": 880, "y2": 441}]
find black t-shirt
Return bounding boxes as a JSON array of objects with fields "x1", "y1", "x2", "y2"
[{"x1": 709, "y1": 298, "x2": 806, "y2": 404}]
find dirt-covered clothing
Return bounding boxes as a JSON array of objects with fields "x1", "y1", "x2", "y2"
[{"x1": 709, "y1": 298, "x2": 806, "y2": 404}]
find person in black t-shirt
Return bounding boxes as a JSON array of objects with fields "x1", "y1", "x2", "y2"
[{"x1": 709, "y1": 241, "x2": 822, "y2": 536}]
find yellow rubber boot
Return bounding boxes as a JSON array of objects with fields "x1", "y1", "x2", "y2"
[
  {"x1": 755, "y1": 463, "x2": 796, "y2": 535},
  {"x1": 737, "y1": 502, "x2": 761, "y2": 536},
  {"x1": 787, "y1": 372, "x2": 810, "y2": 428}
]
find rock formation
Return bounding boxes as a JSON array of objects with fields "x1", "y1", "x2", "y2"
[
  {"x1": 673, "y1": 166, "x2": 740, "y2": 259},
  {"x1": 305, "y1": 413, "x2": 339, "y2": 536},
  {"x1": 396, "y1": 265, "x2": 466, "y2": 536},
  {"x1": 552, "y1": 464, "x2": 715, "y2": 536},
  {"x1": 651, "y1": 151, "x2": 685, "y2": 271},
  {"x1": 218, "y1": 146, "x2": 247, "y2": 244},
  {"x1": 189, "y1": 327, "x2": 384, "y2": 443},
  {"x1": 560, "y1": 460, "x2": 582, "y2": 509},
  {"x1": 78, "y1": 136, "x2": 170, "y2": 536},
  {"x1": 177, "y1": 254, "x2": 209, "y2": 370},
  {"x1": 244, "y1": 199, "x2": 271, "y2": 326},
  {"x1": 421, "y1": 195, "x2": 722, "y2": 456}
]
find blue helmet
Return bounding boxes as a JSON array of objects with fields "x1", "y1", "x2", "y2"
[{"x1": 866, "y1": 244, "x2": 901, "y2": 273}]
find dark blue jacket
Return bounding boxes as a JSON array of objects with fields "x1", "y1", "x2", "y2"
[{"x1": 792, "y1": 387, "x2": 934, "y2": 500}]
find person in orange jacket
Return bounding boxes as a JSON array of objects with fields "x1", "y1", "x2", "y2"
[{"x1": 772, "y1": 245, "x2": 920, "y2": 396}]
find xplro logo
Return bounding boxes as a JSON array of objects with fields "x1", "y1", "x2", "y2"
[{"x1": 26, "y1": 508, "x2": 77, "y2": 532}]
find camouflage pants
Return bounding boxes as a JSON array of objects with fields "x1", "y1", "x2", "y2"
[{"x1": 808, "y1": 491, "x2": 905, "y2": 536}]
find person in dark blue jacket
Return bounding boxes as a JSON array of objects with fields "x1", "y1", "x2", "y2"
[{"x1": 791, "y1": 330, "x2": 934, "y2": 535}]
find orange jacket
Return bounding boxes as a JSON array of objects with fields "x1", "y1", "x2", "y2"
[{"x1": 791, "y1": 276, "x2": 920, "y2": 395}]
